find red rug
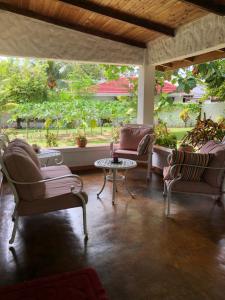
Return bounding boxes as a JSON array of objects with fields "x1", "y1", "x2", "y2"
[{"x1": 0, "y1": 268, "x2": 109, "y2": 300}]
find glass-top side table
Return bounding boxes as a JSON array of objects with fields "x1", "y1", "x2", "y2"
[
  {"x1": 94, "y1": 158, "x2": 137, "y2": 205},
  {"x1": 37, "y1": 149, "x2": 63, "y2": 166}
]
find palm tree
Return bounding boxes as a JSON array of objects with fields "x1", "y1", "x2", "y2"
[{"x1": 46, "y1": 61, "x2": 71, "y2": 90}]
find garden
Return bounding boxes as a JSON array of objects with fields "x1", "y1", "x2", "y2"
[{"x1": 0, "y1": 57, "x2": 224, "y2": 149}]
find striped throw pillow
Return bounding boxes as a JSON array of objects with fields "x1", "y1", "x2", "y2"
[
  {"x1": 137, "y1": 134, "x2": 151, "y2": 156},
  {"x1": 164, "y1": 150, "x2": 185, "y2": 179},
  {"x1": 164, "y1": 150, "x2": 212, "y2": 181},
  {"x1": 181, "y1": 152, "x2": 212, "y2": 181}
]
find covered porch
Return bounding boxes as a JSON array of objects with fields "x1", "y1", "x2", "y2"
[
  {"x1": 1, "y1": 168, "x2": 225, "y2": 299},
  {"x1": 0, "y1": 1, "x2": 225, "y2": 299}
]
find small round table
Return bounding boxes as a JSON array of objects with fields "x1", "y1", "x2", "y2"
[
  {"x1": 37, "y1": 149, "x2": 63, "y2": 166},
  {"x1": 94, "y1": 158, "x2": 137, "y2": 205}
]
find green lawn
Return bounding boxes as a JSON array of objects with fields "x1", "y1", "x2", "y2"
[
  {"x1": 3, "y1": 126, "x2": 192, "y2": 148},
  {"x1": 4, "y1": 127, "x2": 113, "y2": 148},
  {"x1": 169, "y1": 127, "x2": 192, "y2": 143}
]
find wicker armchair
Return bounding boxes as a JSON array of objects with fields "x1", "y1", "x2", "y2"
[
  {"x1": 110, "y1": 124, "x2": 155, "y2": 180},
  {"x1": 163, "y1": 140, "x2": 225, "y2": 216},
  {"x1": 0, "y1": 135, "x2": 88, "y2": 244}
]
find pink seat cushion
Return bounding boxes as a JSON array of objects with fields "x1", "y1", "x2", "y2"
[
  {"x1": 8, "y1": 138, "x2": 41, "y2": 168},
  {"x1": 114, "y1": 149, "x2": 148, "y2": 161},
  {"x1": 3, "y1": 147, "x2": 45, "y2": 201},
  {"x1": 41, "y1": 165, "x2": 71, "y2": 179},
  {"x1": 18, "y1": 176, "x2": 88, "y2": 216},
  {"x1": 119, "y1": 127, "x2": 152, "y2": 150},
  {"x1": 200, "y1": 141, "x2": 225, "y2": 188},
  {"x1": 165, "y1": 180, "x2": 220, "y2": 195}
]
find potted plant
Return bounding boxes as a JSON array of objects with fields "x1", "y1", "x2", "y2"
[
  {"x1": 182, "y1": 114, "x2": 225, "y2": 150},
  {"x1": 76, "y1": 133, "x2": 87, "y2": 148}
]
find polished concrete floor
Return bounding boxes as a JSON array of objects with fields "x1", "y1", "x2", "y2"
[{"x1": 0, "y1": 168, "x2": 225, "y2": 299}]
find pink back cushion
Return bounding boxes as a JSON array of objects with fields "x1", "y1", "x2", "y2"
[
  {"x1": 120, "y1": 127, "x2": 152, "y2": 150},
  {"x1": 8, "y1": 139, "x2": 41, "y2": 168},
  {"x1": 200, "y1": 141, "x2": 225, "y2": 188},
  {"x1": 3, "y1": 147, "x2": 45, "y2": 201}
]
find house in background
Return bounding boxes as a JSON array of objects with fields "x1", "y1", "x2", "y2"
[{"x1": 92, "y1": 77, "x2": 177, "y2": 101}]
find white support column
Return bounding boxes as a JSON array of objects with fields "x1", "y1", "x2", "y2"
[{"x1": 137, "y1": 58, "x2": 155, "y2": 125}]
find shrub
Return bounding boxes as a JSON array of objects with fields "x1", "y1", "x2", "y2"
[
  {"x1": 155, "y1": 135, "x2": 177, "y2": 149},
  {"x1": 155, "y1": 120, "x2": 177, "y2": 149},
  {"x1": 45, "y1": 132, "x2": 58, "y2": 147}
]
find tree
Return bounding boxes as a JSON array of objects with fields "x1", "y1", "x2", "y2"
[
  {"x1": 197, "y1": 60, "x2": 225, "y2": 101},
  {"x1": 0, "y1": 59, "x2": 48, "y2": 104},
  {"x1": 46, "y1": 60, "x2": 71, "y2": 90}
]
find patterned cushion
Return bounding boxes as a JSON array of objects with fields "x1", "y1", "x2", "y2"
[{"x1": 164, "y1": 150, "x2": 212, "y2": 181}]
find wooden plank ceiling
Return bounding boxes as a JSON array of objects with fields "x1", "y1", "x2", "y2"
[{"x1": 0, "y1": 0, "x2": 224, "y2": 68}]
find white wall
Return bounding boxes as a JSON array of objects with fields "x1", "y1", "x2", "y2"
[
  {"x1": 202, "y1": 102, "x2": 225, "y2": 121},
  {"x1": 0, "y1": 10, "x2": 144, "y2": 65},
  {"x1": 43, "y1": 145, "x2": 110, "y2": 168},
  {"x1": 148, "y1": 14, "x2": 225, "y2": 65}
]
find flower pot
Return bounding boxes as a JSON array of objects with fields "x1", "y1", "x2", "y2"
[{"x1": 76, "y1": 138, "x2": 87, "y2": 148}]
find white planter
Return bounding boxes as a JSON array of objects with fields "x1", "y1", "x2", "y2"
[
  {"x1": 50, "y1": 145, "x2": 110, "y2": 169},
  {"x1": 152, "y1": 145, "x2": 172, "y2": 174}
]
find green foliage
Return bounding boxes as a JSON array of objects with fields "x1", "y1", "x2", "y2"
[
  {"x1": 0, "y1": 59, "x2": 48, "y2": 105},
  {"x1": 172, "y1": 69, "x2": 197, "y2": 94},
  {"x1": 155, "y1": 135, "x2": 177, "y2": 149},
  {"x1": 154, "y1": 93, "x2": 174, "y2": 114},
  {"x1": 46, "y1": 60, "x2": 72, "y2": 89},
  {"x1": 155, "y1": 120, "x2": 177, "y2": 149},
  {"x1": 76, "y1": 133, "x2": 87, "y2": 141},
  {"x1": 100, "y1": 65, "x2": 135, "y2": 80},
  {"x1": 183, "y1": 114, "x2": 225, "y2": 148},
  {"x1": 171, "y1": 60, "x2": 225, "y2": 101}
]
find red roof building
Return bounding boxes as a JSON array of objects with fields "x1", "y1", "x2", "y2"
[{"x1": 93, "y1": 77, "x2": 176, "y2": 98}]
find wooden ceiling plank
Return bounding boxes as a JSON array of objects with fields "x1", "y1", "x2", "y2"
[
  {"x1": 158, "y1": 50, "x2": 225, "y2": 71},
  {"x1": 60, "y1": 0, "x2": 175, "y2": 37},
  {"x1": 180, "y1": 0, "x2": 225, "y2": 16},
  {"x1": 0, "y1": 2, "x2": 146, "y2": 48}
]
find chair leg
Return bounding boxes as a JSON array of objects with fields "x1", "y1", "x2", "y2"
[
  {"x1": 166, "y1": 184, "x2": 172, "y2": 217},
  {"x1": 12, "y1": 203, "x2": 18, "y2": 222},
  {"x1": 82, "y1": 205, "x2": 88, "y2": 240},
  {"x1": 166, "y1": 193, "x2": 171, "y2": 217},
  {"x1": 163, "y1": 181, "x2": 167, "y2": 197},
  {"x1": 79, "y1": 194, "x2": 88, "y2": 240},
  {"x1": 147, "y1": 153, "x2": 152, "y2": 181},
  {"x1": 9, "y1": 214, "x2": 19, "y2": 244}
]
